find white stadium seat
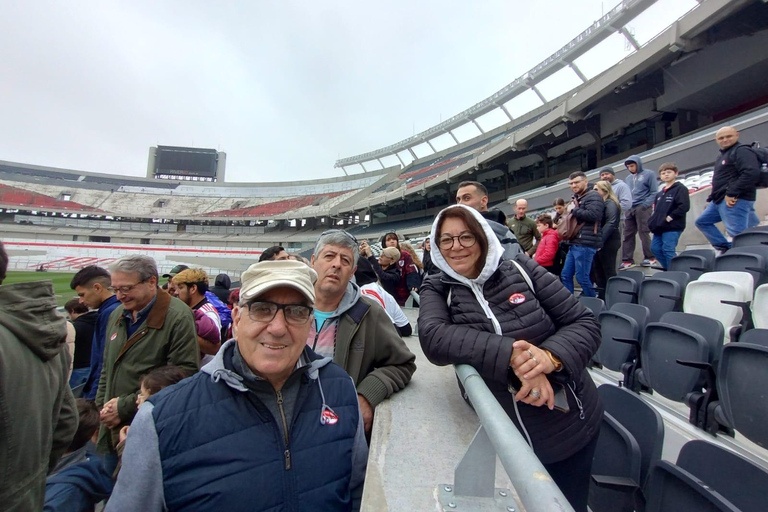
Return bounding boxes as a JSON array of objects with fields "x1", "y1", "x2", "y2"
[{"x1": 684, "y1": 272, "x2": 754, "y2": 343}]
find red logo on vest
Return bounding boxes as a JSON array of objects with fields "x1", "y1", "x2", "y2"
[
  {"x1": 320, "y1": 405, "x2": 338, "y2": 425},
  {"x1": 509, "y1": 293, "x2": 526, "y2": 305}
]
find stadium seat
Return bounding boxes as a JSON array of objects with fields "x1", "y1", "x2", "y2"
[
  {"x1": 754, "y1": 284, "x2": 768, "y2": 329},
  {"x1": 605, "y1": 270, "x2": 644, "y2": 309},
  {"x1": 644, "y1": 460, "x2": 740, "y2": 512},
  {"x1": 578, "y1": 296, "x2": 605, "y2": 317},
  {"x1": 684, "y1": 272, "x2": 753, "y2": 342},
  {"x1": 677, "y1": 440, "x2": 768, "y2": 512},
  {"x1": 597, "y1": 303, "x2": 649, "y2": 374},
  {"x1": 737, "y1": 328, "x2": 768, "y2": 347},
  {"x1": 668, "y1": 249, "x2": 715, "y2": 281},
  {"x1": 732, "y1": 230, "x2": 768, "y2": 248},
  {"x1": 637, "y1": 322, "x2": 709, "y2": 402},
  {"x1": 589, "y1": 412, "x2": 642, "y2": 512},
  {"x1": 714, "y1": 248, "x2": 768, "y2": 290},
  {"x1": 715, "y1": 342, "x2": 768, "y2": 448},
  {"x1": 638, "y1": 271, "x2": 690, "y2": 323}
]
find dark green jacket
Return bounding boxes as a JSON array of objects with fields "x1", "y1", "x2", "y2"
[
  {"x1": 96, "y1": 288, "x2": 198, "y2": 453},
  {"x1": 0, "y1": 281, "x2": 78, "y2": 512},
  {"x1": 508, "y1": 214, "x2": 541, "y2": 255}
]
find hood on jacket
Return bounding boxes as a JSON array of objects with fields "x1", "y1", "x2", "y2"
[
  {"x1": 429, "y1": 204, "x2": 504, "y2": 287},
  {"x1": 624, "y1": 154, "x2": 645, "y2": 173},
  {"x1": 0, "y1": 281, "x2": 68, "y2": 362},
  {"x1": 214, "y1": 273, "x2": 231, "y2": 289}
]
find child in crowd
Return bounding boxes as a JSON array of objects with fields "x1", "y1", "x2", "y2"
[
  {"x1": 44, "y1": 399, "x2": 114, "y2": 511},
  {"x1": 534, "y1": 214, "x2": 561, "y2": 275},
  {"x1": 114, "y1": 366, "x2": 188, "y2": 477},
  {"x1": 648, "y1": 162, "x2": 690, "y2": 270}
]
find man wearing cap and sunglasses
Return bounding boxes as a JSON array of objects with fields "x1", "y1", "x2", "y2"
[
  {"x1": 108, "y1": 260, "x2": 368, "y2": 511},
  {"x1": 309, "y1": 229, "x2": 416, "y2": 434}
]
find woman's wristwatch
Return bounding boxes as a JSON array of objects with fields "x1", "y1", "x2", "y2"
[{"x1": 543, "y1": 349, "x2": 563, "y2": 372}]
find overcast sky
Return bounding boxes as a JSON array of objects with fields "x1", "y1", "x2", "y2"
[{"x1": 1, "y1": 1, "x2": 637, "y2": 183}]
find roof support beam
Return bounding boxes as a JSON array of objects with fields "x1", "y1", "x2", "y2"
[
  {"x1": 395, "y1": 153, "x2": 406, "y2": 167},
  {"x1": 447, "y1": 130, "x2": 460, "y2": 144},
  {"x1": 471, "y1": 119, "x2": 485, "y2": 134},
  {"x1": 377, "y1": 158, "x2": 385, "y2": 169},
  {"x1": 425, "y1": 139, "x2": 437, "y2": 152},
  {"x1": 620, "y1": 27, "x2": 640, "y2": 50},
  {"x1": 531, "y1": 85, "x2": 547, "y2": 104},
  {"x1": 408, "y1": 148, "x2": 417, "y2": 159},
  {"x1": 569, "y1": 62, "x2": 588, "y2": 83},
  {"x1": 340, "y1": 166, "x2": 349, "y2": 176},
  {"x1": 360, "y1": 162, "x2": 369, "y2": 173},
  {"x1": 499, "y1": 104, "x2": 514, "y2": 122}
]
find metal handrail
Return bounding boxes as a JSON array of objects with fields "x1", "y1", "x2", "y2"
[{"x1": 455, "y1": 364, "x2": 575, "y2": 512}]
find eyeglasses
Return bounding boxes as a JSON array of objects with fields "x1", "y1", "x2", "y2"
[
  {"x1": 321, "y1": 229, "x2": 357, "y2": 244},
  {"x1": 244, "y1": 301, "x2": 313, "y2": 325},
  {"x1": 438, "y1": 233, "x2": 477, "y2": 250},
  {"x1": 110, "y1": 280, "x2": 148, "y2": 295}
]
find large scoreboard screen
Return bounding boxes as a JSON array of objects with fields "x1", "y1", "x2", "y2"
[{"x1": 154, "y1": 146, "x2": 218, "y2": 178}]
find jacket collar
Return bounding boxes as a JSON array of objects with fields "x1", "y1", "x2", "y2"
[{"x1": 147, "y1": 288, "x2": 172, "y2": 329}]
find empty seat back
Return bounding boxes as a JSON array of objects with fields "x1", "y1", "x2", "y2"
[
  {"x1": 606, "y1": 275, "x2": 640, "y2": 308},
  {"x1": 754, "y1": 284, "x2": 768, "y2": 329},
  {"x1": 714, "y1": 251, "x2": 767, "y2": 289},
  {"x1": 597, "y1": 384, "x2": 664, "y2": 486},
  {"x1": 589, "y1": 412, "x2": 642, "y2": 512},
  {"x1": 677, "y1": 440, "x2": 768, "y2": 512},
  {"x1": 598, "y1": 311, "x2": 640, "y2": 372},
  {"x1": 732, "y1": 230, "x2": 768, "y2": 248},
  {"x1": 644, "y1": 461, "x2": 740, "y2": 512},
  {"x1": 738, "y1": 328, "x2": 768, "y2": 347},
  {"x1": 684, "y1": 273, "x2": 753, "y2": 340},
  {"x1": 717, "y1": 343, "x2": 768, "y2": 448},
  {"x1": 642, "y1": 323, "x2": 709, "y2": 402},
  {"x1": 578, "y1": 296, "x2": 605, "y2": 317},
  {"x1": 659, "y1": 312, "x2": 724, "y2": 362},
  {"x1": 639, "y1": 271, "x2": 690, "y2": 323},
  {"x1": 668, "y1": 254, "x2": 710, "y2": 281}
]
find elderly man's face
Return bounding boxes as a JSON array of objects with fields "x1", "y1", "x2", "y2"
[
  {"x1": 515, "y1": 201, "x2": 527, "y2": 218},
  {"x1": 112, "y1": 271, "x2": 157, "y2": 312},
  {"x1": 311, "y1": 244, "x2": 356, "y2": 299},
  {"x1": 233, "y1": 287, "x2": 312, "y2": 390}
]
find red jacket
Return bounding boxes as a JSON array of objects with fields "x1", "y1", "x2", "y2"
[{"x1": 534, "y1": 228, "x2": 560, "y2": 267}]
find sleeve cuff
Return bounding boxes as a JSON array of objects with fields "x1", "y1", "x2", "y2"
[{"x1": 356, "y1": 375, "x2": 389, "y2": 409}]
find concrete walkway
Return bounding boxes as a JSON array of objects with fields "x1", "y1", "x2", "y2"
[{"x1": 361, "y1": 309, "x2": 517, "y2": 512}]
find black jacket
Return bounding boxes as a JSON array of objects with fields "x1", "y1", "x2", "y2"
[
  {"x1": 210, "y1": 273, "x2": 232, "y2": 304},
  {"x1": 419, "y1": 205, "x2": 602, "y2": 464},
  {"x1": 72, "y1": 310, "x2": 98, "y2": 369},
  {"x1": 367, "y1": 256, "x2": 401, "y2": 298},
  {"x1": 648, "y1": 181, "x2": 690, "y2": 233},
  {"x1": 600, "y1": 199, "x2": 621, "y2": 247},
  {"x1": 570, "y1": 189, "x2": 604, "y2": 248},
  {"x1": 709, "y1": 143, "x2": 760, "y2": 203}
]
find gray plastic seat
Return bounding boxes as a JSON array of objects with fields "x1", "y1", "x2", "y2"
[
  {"x1": 717, "y1": 342, "x2": 768, "y2": 448},
  {"x1": 578, "y1": 296, "x2": 605, "y2": 317},
  {"x1": 738, "y1": 328, "x2": 768, "y2": 347},
  {"x1": 589, "y1": 412, "x2": 642, "y2": 512},
  {"x1": 639, "y1": 271, "x2": 690, "y2": 323},
  {"x1": 715, "y1": 247, "x2": 768, "y2": 289},
  {"x1": 597, "y1": 304, "x2": 649, "y2": 373},
  {"x1": 606, "y1": 270, "x2": 644, "y2": 308},
  {"x1": 677, "y1": 440, "x2": 768, "y2": 512},
  {"x1": 732, "y1": 230, "x2": 768, "y2": 248},
  {"x1": 668, "y1": 249, "x2": 715, "y2": 281},
  {"x1": 644, "y1": 461, "x2": 740, "y2": 512}
]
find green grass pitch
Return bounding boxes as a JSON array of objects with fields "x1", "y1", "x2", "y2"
[{"x1": 3, "y1": 271, "x2": 78, "y2": 307}]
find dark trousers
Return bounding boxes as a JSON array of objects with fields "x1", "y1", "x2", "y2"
[
  {"x1": 622, "y1": 205, "x2": 653, "y2": 262},
  {"x1": 543, "y1": 432, "x2": 600, "y2": 512},
  {"x1": 593, "y1": 233, "x2": 622, "y2": 299}
]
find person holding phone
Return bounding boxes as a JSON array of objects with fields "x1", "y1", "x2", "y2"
[{"x1": 418, "y1": 205, "x2": 602, "y2": 512}]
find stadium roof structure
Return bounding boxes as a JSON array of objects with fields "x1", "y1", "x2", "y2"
[{"x1": 334, "y1": 0, "x2": 749, "y2": 174}]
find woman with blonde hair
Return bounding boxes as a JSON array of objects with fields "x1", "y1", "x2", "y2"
[{"x1": 592, "y1": 180, "x2": 622, "y2": 298}]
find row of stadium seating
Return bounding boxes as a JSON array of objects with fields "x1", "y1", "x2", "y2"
[
  {"x1": 0, "y1": 183, "x2": 98, "y2": 212},
  {"x1": 590, "y1": 384, "x2": 767, "y2": 512}
]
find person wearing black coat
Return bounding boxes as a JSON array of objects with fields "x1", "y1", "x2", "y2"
[
  {"x1": 649, "y1": 163, "x2": 690, "y2": 269},
  {"x1": 360, "y1": 241, "x2": 402, "y2": 299},
  {"x1": 421, "y1": 237, "x2": 439, "y2": 276},
  {"x1": 592, "y1": 180, "x2": 622, "y2": 299},
  {"x1": 210, "y1": 273, "x2": 232, "y2": 304},
  {"x1": 418, "y1": 204, "x2": 602, "y2": 512},
  {"x1": 560, "y1": 171, "x2": 605, "y2": 297}
]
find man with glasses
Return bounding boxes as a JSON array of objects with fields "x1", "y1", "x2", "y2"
[
  {"x1": 95, "y1": 255, "x2": 198, "y2": 474},
  {"x1": 70, "y1": 265, "x2": 121, "y2": 400},
  {"x1": 107, "y1": 260, "x2": 368, "y2": 511},
  {"x1": 309, "y1": 229, "x2": 416, "y2": 434},
  {"x1": 560, "y1": 171, "x2": 605, "y2": 297}
]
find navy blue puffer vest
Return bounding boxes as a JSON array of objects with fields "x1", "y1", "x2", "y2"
[{"x1": 149, "y1": 359, "x2": 360, "y2": 511}]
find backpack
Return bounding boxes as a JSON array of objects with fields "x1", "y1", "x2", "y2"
[
  {"x1": 557, "y1": 198, "x2": 584, "y2": 241},
  {"x1": 738, "y1": 142, "x2": 768, "y2": 189},
  {"x1": 205, "y1": 291, "x2": 232, "y2": 331}
]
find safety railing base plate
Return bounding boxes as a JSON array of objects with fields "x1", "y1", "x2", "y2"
[{"x1": 438, "y1": 485, "x2": 519, "y2": 512}]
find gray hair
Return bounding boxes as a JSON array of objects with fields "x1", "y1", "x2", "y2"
[
  {"x1": 313, "y1": 230, "x2": 359, "y2": 266},
  {"x1": 109, "y1": 255, "x2": 159, "y2": 282}
]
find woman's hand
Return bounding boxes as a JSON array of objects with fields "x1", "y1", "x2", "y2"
[
  {"x1": 510, "y1": 340, "x2": 555, "y2": 380},
  {"x1": 119, "y1": 425, "x2": 130, "y2": 444},
  {"x1": 514, "y1": 373, "x2": 555, "y2": 410}
]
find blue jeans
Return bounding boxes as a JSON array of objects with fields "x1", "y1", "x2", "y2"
[
  {"x1": 561, "y1": 245, "x2": 598, "y2": 297},
  {"x1": 695, "y1": 199, "x2": 755, "y2": 250},
  {"x1": 69, "y1": 367, "x2": 89, "y2": 390},
  {"x1": 651, "y1": 231, "x2": 681, "y2": 270}
]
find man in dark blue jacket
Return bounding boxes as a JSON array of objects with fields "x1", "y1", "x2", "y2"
[
  {"x1": 107, "y1": 260, "x2": 368, "y2": 512},
  {"x1": 561, "y1": 171, "x2": 605, "y2": 297},
  {"x1": 71, "y1": 266, "x2": 121, "y2": 401},
  {"x1": 695, "y1": 126, "x2": 761, "y2": 252},
  {"x1": 621, "y1": 155, "x2": 658, "y2": 268}
]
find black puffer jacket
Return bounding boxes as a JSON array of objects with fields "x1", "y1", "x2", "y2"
[
  {"x1": 419, "y1": 205, "x2": 602, "y2": 465},
  {"x1": 367, "y1": 256, "x2": 401, "y2": 298},
  {"x1": 570, "y1": 189, "x2": 604, "y2": 248}
]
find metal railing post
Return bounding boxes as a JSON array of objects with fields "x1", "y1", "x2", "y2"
[{"x1": 452, "y1": 364, "x2": 575, "y2": 512}]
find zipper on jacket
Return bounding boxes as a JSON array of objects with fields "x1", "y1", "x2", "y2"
[
  {"x1": 567, "y1": 381, "x2": 585, "y2": 420},
  {"x1": 276, "y1": 390, "x2": 291, "y2": 470}
]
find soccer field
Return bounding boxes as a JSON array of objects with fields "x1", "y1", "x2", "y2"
[{"x1": 3, "y1": 271, "x2": 77, "y2": 307}]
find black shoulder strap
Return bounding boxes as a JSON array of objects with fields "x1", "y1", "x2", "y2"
[{"x1": 347, "y1": 298, "x2": 370, "y2": 325}]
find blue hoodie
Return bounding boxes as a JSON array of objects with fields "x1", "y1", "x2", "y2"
[
  {"x1": 623, "y1": 155, "x2": 658, "y2": 208},
  {"x1": 44, "y1": 449, "x2": 113, "y2": 512}
]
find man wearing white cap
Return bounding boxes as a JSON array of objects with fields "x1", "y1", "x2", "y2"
[{"x1": 107, "y1": 260, "x2": 368, "y2": 512}]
